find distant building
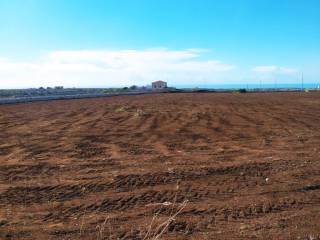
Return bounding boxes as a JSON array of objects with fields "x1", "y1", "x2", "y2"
[{"x1": 152, "y1": 80, "x2": 167, "y2": 90}]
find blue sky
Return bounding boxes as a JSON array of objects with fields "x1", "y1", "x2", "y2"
[{"x1": 0, "y1": 0, "x2": 319, "y2": 88}]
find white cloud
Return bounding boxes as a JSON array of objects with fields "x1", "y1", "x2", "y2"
[
  {"x1": 252, "y1": 65, "x2": 298, "y2": 74},
  {"x1": 0, "y1": 49, "x2": 236, "y2": 88}
]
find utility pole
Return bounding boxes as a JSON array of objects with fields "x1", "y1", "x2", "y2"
[
  {"x1": 259, "y1": 79, "x2": 262, "y2": 91},
  {"x1": 301, "y1": 72, "x2": 304, "y2": 91}
]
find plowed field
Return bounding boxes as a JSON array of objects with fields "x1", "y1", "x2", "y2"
[{"x1": 0, "y1": 92, "x2": 319, "y2": 239}]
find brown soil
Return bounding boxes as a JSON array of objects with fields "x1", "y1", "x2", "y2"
[{"x1": 0, "y1": 92, "x2": 319, "y2": 240}]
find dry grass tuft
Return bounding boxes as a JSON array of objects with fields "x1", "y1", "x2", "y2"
[{"x1": 144, "y1": 200, "x2": 188, "y2": 240}]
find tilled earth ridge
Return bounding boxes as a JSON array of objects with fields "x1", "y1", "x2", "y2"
[{"x1": 0, "y1": 92, "x2": 319, "y2": 239}]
